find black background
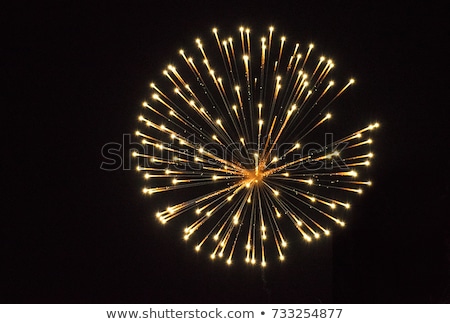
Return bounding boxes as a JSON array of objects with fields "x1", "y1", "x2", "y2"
[{"x1": 3, "y1": 1, "x2": 449, "y2": 303}]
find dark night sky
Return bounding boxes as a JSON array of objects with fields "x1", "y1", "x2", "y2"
[{"x1": 3, "y1": 1, "x2": 449, "y2": 303}]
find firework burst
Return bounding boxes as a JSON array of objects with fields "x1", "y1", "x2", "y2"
[{"x1": 134, "y1": 26, "x2": 379, "y2": 266}]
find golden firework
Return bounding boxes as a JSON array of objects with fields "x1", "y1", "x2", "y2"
[{"x1": 134, "y1": 26, "x2": 379, "y2": 266}]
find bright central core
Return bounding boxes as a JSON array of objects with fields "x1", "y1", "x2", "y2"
[
  {"x1": 246, "y1": 169, "x2": 264, "y2": 182},
  {"x1": 244, "y1": 163, "x2": 269, "y2": 185}
]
